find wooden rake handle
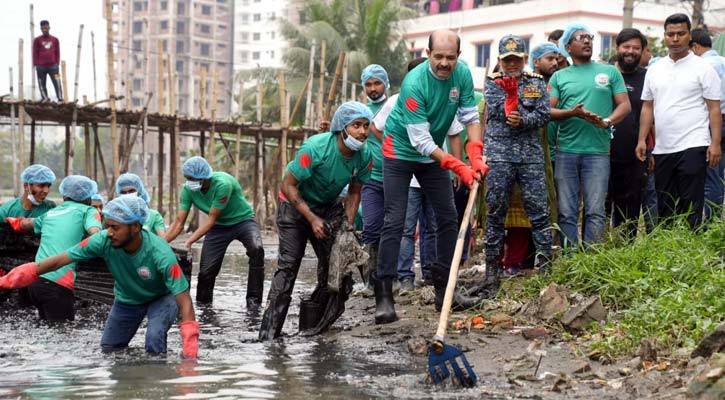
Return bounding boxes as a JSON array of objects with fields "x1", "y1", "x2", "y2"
[{"x1": 432, "y1": 180, "x2": 479, "y2": 352}]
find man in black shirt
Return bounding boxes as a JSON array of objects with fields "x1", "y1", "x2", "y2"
[{"x1": 610, "y1": 28, "x2": 649, "y2": 239}]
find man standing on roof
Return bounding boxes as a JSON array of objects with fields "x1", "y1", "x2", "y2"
[
  {"x1": 165, "y1": 156, "x2": 265, "y2": 311},
  {"x1": 32, "y1": 20, "x2": 63, "y2": 102}
]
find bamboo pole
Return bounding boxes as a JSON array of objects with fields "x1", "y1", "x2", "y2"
[
  {"x1": 69, "y1": 24, "x2": 85, "y2": 176},
  {"x1": 255, "y1": 79, "x2": 266, "y2": 226},
  {"x1": 61, "y1": 61, "x2": 68, "y2": 104},
  {"x1": 30, "y1": 119, "x2": 36, "y2": 164},
  {"x1": 9, "y1": 67, "x2": 18, "y2": 197},
  {"x1": 157, "y1": 40, "x2": 164, "y2": 113},
  {"x1": 234, "y1": 126, "x2": 241, "y2": 180},
  {"x1": 174, "y1": 116, "x2": 181, "y2": 212},
  {"x1": 350, "y1": 82, "x2": 356, "y2": 103},
  {"x1": 93, "y1": 123, "x2": 110, "y2": 190},
  {"x1": 18, "y1": 39, "x2": 25, "y2": 167},
  {"x1": 143, "y1": 21, "x2": 150, "y2": 185},
  {"x1": 29, "y1": 4, "x2": 36, "y2": 101},
  {"x1": 324, "y1": 52, "x2": 346, "y2": 121},
  {"x1": 304, "y1": 39, "x2": 316, "y2": 128},
  {"x1": 65, "y1": 125, "x2": 71, "y2": 175},
  {"x1": 91, "y1": 31, "x2": 97, "y2": 102},
  {"x1": 106, "y1": 0, "x2": 119, "y2": 195},
  {"x1": 169, "y1": 118, "x2": 177, "y2": 220},
  {"x1": 208, "y1": 69, "x2": 218, "y2": 163},
  {"x1": 237, "y1": 77, "x2": 244, "y2": 120},
  {"x1": 84, "y1": 123, "x2": 91, "y2": 175},
  {"x1": 279, "y1": 71, "x2": 288, "y2": 172},
  {"x1": 341, "y1": 55, "x2": 348, "y2": 101},
  {"x1": 167, "y1": 54, "x2": 174, "y2": 114},
  {"x1": 93, "y1": 122, "x2": 98, "y2": 181},
  {"x1": 200, "y1": 66, "x2": 207, "y2": 118},
  {"x1": 289, "y1": 77, "x2": 310, "y2": 128},
  {"x1": 316, "y1": 40, "x2": 326, "y2": 128},
  {"x1": 157, "y1": 128, "x2": 164, "y2": 214}
]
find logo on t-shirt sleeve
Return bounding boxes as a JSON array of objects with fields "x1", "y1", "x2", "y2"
[
  {"x1": 405, "y1": 97, "x2": 419, "y2": 112},
  {"x1": 170, "y1": 263, "x2": 183, "y2": 279},
  {"x1": 220, "y1": 197, "x2": 227, "y2": 204},
  {"x1": 78, "y1": 237, "x2": 90, "y2": 248},
  {"x1": 299, "y1": 153, "x2": 312, "y2": 168}
]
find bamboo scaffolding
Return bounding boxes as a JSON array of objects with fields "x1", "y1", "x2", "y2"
[
  {"x1": 29, "y1": 4, "x2": 36, "y2": 101},
  {"x1": 324, "y1": 52, "x2": 346, "y2": 120},
  {"x1": 106, "y1": 0, "x2": 119, "y2": 195},
  {"x1": 304, "y1": 39, "x2": 316, "y2": 129},
  {"x1": 316, "y1": 40, "x2": 326, "y2": 128},
  {"x1": 208, "y1": 69, "x2": 218, "y2": 163},
  {"x1": 91, "y1": 31, "x2": 97, "y2": 102},
  {"x1": 69, "y1": 24, "x2": 85, "y2": 176},
  {"x1": 18, "y1": 40, "x2": 25, "y2": 167},
  {"x1": 9, "y1": 68, "x2": 18, "y2": 196}
]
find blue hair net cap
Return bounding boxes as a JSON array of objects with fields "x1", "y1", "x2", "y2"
[
  {"x1": 21, "y1": 164, "x2": 56, "y2": 184},
  {"x1": 91, "y1": 194, "x2": 105, "y2": 203},
  {"x1": 182, "y1": 156, "x2": 213, "y2": 180},
  {"x1": 330, "y1": 101, "x2": 374, "y2": 133},
  {"x1": 529, "y1": 43, "x2": 562, "y2": 69},
  {"x1": 59, "y1": 175, "x2": 98, "y2": 202},
  {"x1": 116, "y1": 173, "x2": 151, "y2": 204},
  {"x1": 559, "y1": 23, "x2": 592, "y2": 58},
  {"x1": 103, "y1": 196, "x2": 149, "y2": 225},
  {"x1": 360, "y1": 64, "x2": 390, "y2": 89}
]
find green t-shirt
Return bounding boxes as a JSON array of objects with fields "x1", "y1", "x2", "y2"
[
  {"x1": 383, "y1": 60, "x2": 477, "y2": 162},
  {"x1": 180, "y1": 171, "x2": 254, "y2": 226},
  {"x1": 33, "y1": 201, "x2": 102, "y2": 289},
  {"x1": 285, "y1": 132, "x2": 372, "y2": 208},
  {"x1": 67, "y1": 229, "x2": 189, "y2": 305},
  {"x1": 144, "y1": 208, "x2": 166, "y2": 235},
  {"x1": 548, "y1": 62, "x2": 627, "y2": 155},
  {"x1": 366, "y1": 101, "x2": 385, "y2": 182},
  {"x1": 0, "y1": 198, "x2": 56, "y2": 221}
]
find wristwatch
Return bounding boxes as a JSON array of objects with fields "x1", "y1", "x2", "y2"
[{"x1": 603, "y1": 118, "x2": 612, "y2": 128}]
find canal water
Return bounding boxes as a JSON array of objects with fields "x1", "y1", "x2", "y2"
[{"x1": 0, "y1": 244, "x2": 467, "y2": 399}]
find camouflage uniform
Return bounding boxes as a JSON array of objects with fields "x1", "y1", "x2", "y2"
[{"x1": 484, "y1": 69, "x2": 552, "y2": 260}]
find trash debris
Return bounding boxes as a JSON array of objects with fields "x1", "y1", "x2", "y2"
[
  {"x1": 560, "y1": 295, "x2": 607, "y2": 332},
  {"x1": 692, "y1": 323, "x2": 725, "y2": 359},
  {"x1": 537, "y1": 283, "x2": 570, "y2": 320}
]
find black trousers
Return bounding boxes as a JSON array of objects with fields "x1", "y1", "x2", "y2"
[
  {"x1": 654, "y1": 146, "x2": 707, "y2": 229},
  {"x1": 28, "y1": 278, "x2": 75, "y2": 322},
  {"x1": 36, "y1": 65, "x2": 63, "y2": 101},
  {"x1": 610, "y1": 159, "x2": 647, "y2": 239}
]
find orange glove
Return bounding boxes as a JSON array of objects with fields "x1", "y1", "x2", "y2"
[
  {"x1": 180, "y1": 320, "x2": 199, "y2": 359},
  {"x1": 494, "y1": 76, "x2": 519, "y2": 116},
  {"x1": 465, "y1": 141, "x2": 490, "y2": 177},
  {"x1": 440, "y1": 153, "x2": 475, "y2": 187},
  {"x1": 0, "y1": 262, "x2": 39, "y2": 289},
  {"x1": 5, "y1": 217, "x2": 26, "y2": 233}
]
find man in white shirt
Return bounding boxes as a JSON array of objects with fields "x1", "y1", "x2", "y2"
[{"x1": 635, "y1": 13, "x2": 722, "y2": 228}]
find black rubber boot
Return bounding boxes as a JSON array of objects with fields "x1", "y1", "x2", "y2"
[
  {"x1": 535, "y1": 254, "x2": 552, "y2": 275},
  {"x1": 479, "y1": 256, "x2": 501, "y2": 300},
  {"x1": 374, "y1": 278, "x2": 397, "y2": 324},
  {"x1": 195, "y1": 279, "x2": 215, "y2": 304},
  {"x1": 431, "y1": 264, "x2": 482, "y2": 312},
  {"x1": 258, "y1": 293, "x2": 292, "y2": 341},
  {"x1": 246, "y1": 266, "x2": 265, "y2": 312}
]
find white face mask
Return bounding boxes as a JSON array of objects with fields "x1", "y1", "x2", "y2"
[
  {"x1": 185, "y1": 181, "x2": 203, "y2": 191},
  {"x1": 27, "y1": 193, "x2": 41, "y2": 206},
  {"x1": 342, "y1": 128, "x2": 365, "y2": 152},
  {"x1": 120, "y1": 192, "x2": 138, "y2": 199},
  {"x1": 369, "y1": 93, "x2": 387, "y2": 104}
]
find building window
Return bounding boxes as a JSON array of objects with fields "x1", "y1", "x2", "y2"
[
  {"x1": 252, "y1": 51, "x2": 260, "y2": 60},
  {"x1": 240, "y1": 32, "x2": 249, "y2": 43},
  {"x1": 177, "y1": 1, "x2": 185, "y2": 15},
  {"x1": 268, "y1": 12, "x2": 276, "y2": 20},
  {"x1": 132, "y1": 97, "x2": 142, "y2": 107},
  {"x1": 201, "y1": 5, "x2": 212, "y2": 15},
  {"x1": 201, "y1": 24, "x2": 211, "y2": 33},
  {"x1": 253, "y1": 13, "x2": 261, "y2": 22},
  {"x1": 241, "y1": 14, "x2": 249, "y2": 24},
  {"x1": 600, "y1": 34, "x2": 617, "y2": 60},
  {"x1": 133, "y1": 1, "x2": 146, "y2": 12},
  {"x1": 176, "y1": 21, "x2": 185, "y2": 33},
  {"x1": 269, "y1": 50, "x2": 275, "y2": 59},
  {"x1": 176, "y1": 40, "x2": 184, "y2": 53},
  {"x1": 162, "y1": 40, "x2": 168, "y2": 51},
  {"x1": 132, "y1": 40, "x2": 142, "y2": 52},
  {"x1": 410, "y1": 50, "x2": 422, "y2": 58},
  {"x1": 475, "y1": 43, "x2": 490, "y2": 68},
  {"x1": 160, "y1": 1, "x2": 167, "y2": 10},
  {"x1": 201, "y1": 43, "x2": 210, "y2": 56},
  {"x1": 522, "y1": 37, "x2": 531, "y2": 53},
  {"x1": 176, "y1": 60, "x2": 184, "y2": 72},
  {"x1": 133, "y1": 79, "x2": 142, "y2": 91},
  {"x1": 269, "y1": 31, "x2": 275, "y2": 39},
  {"x1": 240, "y1": 51, "x2": 249, "y2": 63},
  {"x1": 133, "y1": 21, "x2": 143, "y2": 34},
  {"x1": 160, "y1": 20, "x2": 168, "y2": 30},
  {"x1": 253, "y1": 32, "x2": 260, "y2": 41}
]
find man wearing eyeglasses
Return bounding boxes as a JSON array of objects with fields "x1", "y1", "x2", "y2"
[{"x1": 548, "y1": 23, "x2": 631, "y2": 250}]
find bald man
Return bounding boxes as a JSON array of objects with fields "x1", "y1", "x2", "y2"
[{"x1": 374, "y1": 30, "x2": 487, "y2": 323}]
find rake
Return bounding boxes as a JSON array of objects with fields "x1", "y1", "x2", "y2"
[{"x1": 428, "y1": 180, "x2": 479, "y2": 387}]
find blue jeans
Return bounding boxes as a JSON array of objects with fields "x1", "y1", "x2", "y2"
[
  {"x1": 361, "y1": 179, "x2": 384, "y2": 246},
  {"x1": 397, "y1": 187, "x2": 437, "y2": 281},
  {"x1": 378, "y1": 158, "x2": 457, "y2": 280},
  {"x1": 704, "y1": 137, "x2": 725, "y2": 221},
  {"x1": 555, "y1": 152, "x2": 609, "y2": 249},
  {"x1": 101, "y1": 293, "x2": 179, "y2": 354}
]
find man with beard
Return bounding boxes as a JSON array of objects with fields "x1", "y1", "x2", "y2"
[
  {"x1": 609, "y1": 28, "x2": 649, "y2": 239},
  {"x1": 481, "y1": 35, "x2": 552, "y2": 297},
  {"x1": 690, "y1": 28, "x2": 725, "y2": 221},
  {"x1": 0, "y1": 165, "x2": 56, "y2": 221},
  {"x1": 549, "y1": 23, "x2": 630, "y2": 250},
  {"x1": 0, "y1": 196, "x2": 199, "y2": 358},
  {"x1": 636, "y1": 14, "x2": 722, "y2": 229},
  {"x1": 375, "y1": 30, "x2": 486, "y2": 323}
]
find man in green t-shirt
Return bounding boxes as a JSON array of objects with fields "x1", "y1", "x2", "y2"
[
  {"x1": 0, "y1": 164, "x2": 57, "y2": 222},
  {"x1": 116, "y1": 173, "x2": 166, "y2": 236},
  {"x1": 548, "y1": 23, "x2": 631, "y2": 249},
  {"x1": 259, "y1": 102, "x2": 373, "y2": 341},
  {"x1": 165, "y1": 156, "x2": 265, "y2": 311},
  {"x1": 5, "y1": 175, "x2": 102, "y2": 321},
  {"x1": 0, "y1": 196, "x2": 199, "y2": 358},
  {"x1": 375, "y1": 30, "x2": 487, "y2": 324}
]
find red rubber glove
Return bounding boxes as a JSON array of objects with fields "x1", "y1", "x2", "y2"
[
  {"x1": 440, "y1": 153, "x2": 475, "y2": 187},
  {"x1": 5, "y1": 217, "x2": 26, "y2": 233},
  {"x1": 494, "y1": 76, "x2": 519, "y2": 116},
  {"x1": 180, "y1": 320, "x2": 199, "y2": 359},
  {"x1": 465, "y1": 141, "x2": 490, "y2": 177},
  {"x1": 0, "y1": 262, "x2": 39, "y2": 289}
]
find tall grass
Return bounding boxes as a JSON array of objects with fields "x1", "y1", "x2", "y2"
[{"x1": 523, "y1": 218, "x2": 725, "y2": 357}]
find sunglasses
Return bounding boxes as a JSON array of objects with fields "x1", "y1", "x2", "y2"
[{"x1": 571, "y1": 34, "x2": 594, "y2": 42}]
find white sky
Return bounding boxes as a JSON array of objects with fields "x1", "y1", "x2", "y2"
[{"x1": 0, "y1": 0, "x2": 108, "y2": 102}]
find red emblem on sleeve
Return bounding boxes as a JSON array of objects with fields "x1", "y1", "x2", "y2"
[
  {"x1": 220, "y1": 197, "x2": 227, "y2": 204},
  {"x1": 93, "y1": 212, "x2": 102, "y2": 222},
  {"x1": 367, "y1": 160, "x2": 373, "y2": 170},
  {"x1": 405, "y1": 97, "x2": 418, "y2": 112},
  {"x1": 547, "y1": 84, "x2": 552, "y2": 92},
  {"x1": 170, "y1": 263, "x2": 183, "y2": 279},
  {"x1": 78, "y1": 237, "x2": 90, "y2": 248},
  {"x1": 299, "y1": 153, "x2": 312, "y2": 168}
]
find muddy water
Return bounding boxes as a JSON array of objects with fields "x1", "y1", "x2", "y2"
[{"x1": 0, "y1": 243, "x2": 478, "y2": 399}]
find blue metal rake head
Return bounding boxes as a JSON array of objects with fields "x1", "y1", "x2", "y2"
[{"x1": 428, "y1": 342, "x2": 477, "y2": 387}]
